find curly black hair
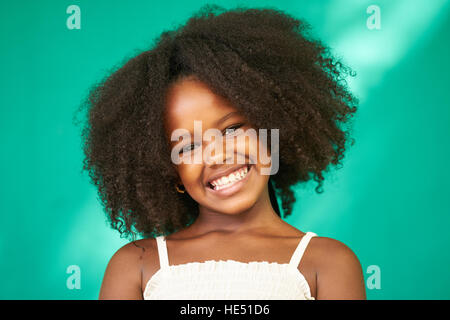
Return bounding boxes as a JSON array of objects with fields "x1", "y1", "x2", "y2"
[{"x1": 75, "y1": 4, "x2": 358, "y2": 241}]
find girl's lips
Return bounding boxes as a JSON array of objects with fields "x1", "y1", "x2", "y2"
[{"x1": 206, "y1": 164, "x2": 253, "y2": 197}]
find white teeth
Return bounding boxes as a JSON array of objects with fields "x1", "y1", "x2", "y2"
[{"x1": 210, "y1": 166, "x2": 250, "y2": 190}]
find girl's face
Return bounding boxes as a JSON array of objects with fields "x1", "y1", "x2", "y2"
[{"x1": 164, "y1": 76, "x2": 272, "y2": 215}]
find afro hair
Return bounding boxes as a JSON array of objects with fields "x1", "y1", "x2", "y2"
[{"x1": 76, "y1": 4, "x2": 358, "y2": 240}]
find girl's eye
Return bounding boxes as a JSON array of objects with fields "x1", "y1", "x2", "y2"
[
  {"x1": 179, "y1": 124, "x2": 244, "y2": 154},
  {"x1": 179, "y1": 143, "x2": 200, "y2": 154},
  {"x1": 223, "y1": 123, "x2": 244, "y2": 136}
]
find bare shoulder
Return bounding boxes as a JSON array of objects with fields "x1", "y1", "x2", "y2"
[
  {"x1": 99, "y1": 238, "x2": 156, "y2": 300},
  {"x1": 308, "y1": 235, "x2": 366, "y2": 300},
  {"x1": 285, "y1": 226, "x2": 360, "y2": 262},
  {"x1": 308, "y1": 236, "x2": 361, "y2": 264},
  {"x1": 107, "y1": 238, "x2": 155, "y2": 267}
]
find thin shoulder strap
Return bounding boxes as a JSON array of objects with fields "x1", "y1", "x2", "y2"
[
  {"x1": 289, "y1": 232, "x2": 317, "y2": 268},
  {"x1": 155, "y1": 235, "x2": 169, "y2": 270}
]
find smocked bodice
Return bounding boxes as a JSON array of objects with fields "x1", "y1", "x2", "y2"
[{"x1": 143, "y1": 232, "x2": 317, "y2": 300}]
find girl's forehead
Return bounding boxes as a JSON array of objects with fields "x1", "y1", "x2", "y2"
[{"x1": 164, "y1": 78, "x2": 240, "y2": 130}]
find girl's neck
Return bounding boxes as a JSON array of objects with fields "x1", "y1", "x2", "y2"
[{"x1": 178, "y1": 184, "x2": 286, "y2": 239}]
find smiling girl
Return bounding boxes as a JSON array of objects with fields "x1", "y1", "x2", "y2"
[{"x1": 80, "y1": 5, "x2": 366, "y2": 300}]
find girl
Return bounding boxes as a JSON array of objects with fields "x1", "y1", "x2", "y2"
[{"x1": 80, "y1": 5, "x2": 366, "y2": 299}]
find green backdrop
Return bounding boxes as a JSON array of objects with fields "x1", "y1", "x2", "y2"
[{"x1": 1, "y1": 0, "x2": 449, "y2": 299}]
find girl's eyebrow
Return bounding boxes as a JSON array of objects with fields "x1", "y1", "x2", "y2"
[{"x1": 215, "y1": 111, "x2": 241, "y2": 126}]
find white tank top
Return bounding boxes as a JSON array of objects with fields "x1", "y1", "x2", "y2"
[{"x1": 144, "y1": 231, "x2": 317, "y2": 300}]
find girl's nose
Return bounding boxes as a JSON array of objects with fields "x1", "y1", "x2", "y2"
[{"x1": 203, "y1": 143, "x2": 246, "y2": 167}]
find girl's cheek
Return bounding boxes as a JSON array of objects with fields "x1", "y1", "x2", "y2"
[{"x1": 178, "y1": 163, "x2": 203, "y2": 182}]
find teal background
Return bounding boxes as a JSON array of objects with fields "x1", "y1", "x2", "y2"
[{"x1": 1, "y1": 0, "x2": 449, "y2": 299}]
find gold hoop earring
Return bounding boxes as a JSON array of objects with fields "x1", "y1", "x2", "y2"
[{"x1": 175, "y1": 183, "x2": 185, "y2": 193}]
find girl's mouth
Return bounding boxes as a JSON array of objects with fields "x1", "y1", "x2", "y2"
[{"x1": 206, "y1": 164, "x2": 253, "y2": 197}]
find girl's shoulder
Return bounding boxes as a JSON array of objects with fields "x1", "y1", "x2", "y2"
[
  {"x1": 99, "y1": 238, "x2": 158, "y2": 299},
  {"x1": 102, "y1": 237, "x2": 160, "y2": 284},
  {"x1": 306, "y1": 235, "x2": 362, "y2": 269},
  {"x1": 110, "y1": 237, "x2": 158, "y2": 258},
  {"x1": 305, "y1": 235, "x2": 366, "y2": 299}
]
